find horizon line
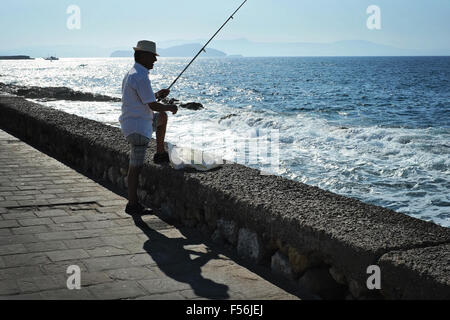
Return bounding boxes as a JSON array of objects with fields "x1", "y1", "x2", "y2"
[{"x1": 3, "y1": 55, "x2": 449, "y2": 60}]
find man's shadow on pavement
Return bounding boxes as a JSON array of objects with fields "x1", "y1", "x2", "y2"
[{"x1": 131, "y1": 213, "x2": 230, "y2": 299}]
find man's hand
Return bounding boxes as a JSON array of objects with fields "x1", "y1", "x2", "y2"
[
  {"x1": 156, "y1": 89, "x2": 170, "y2": 100},
  {"x1": 170, "y1": 105, "x2": 178, "y2": 115}
]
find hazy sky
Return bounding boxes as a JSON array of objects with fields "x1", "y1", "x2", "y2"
[{"x1": 1, "y1": 0, "x2": 449, "y2": 51}]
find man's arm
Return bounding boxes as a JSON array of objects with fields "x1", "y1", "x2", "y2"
[
  {"x1": 150, "y1": 88, "x2": 176, "y2": 113},
  {"x1": 148, "y1": 102, "x2": 178, "y2": 114},
  {"x1": 155, "y1": 89, "x2": 170, "y2": 100}
]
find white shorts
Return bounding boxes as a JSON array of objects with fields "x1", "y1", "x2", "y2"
[{"x1": 126, "y1": 114, "x2": 160, "y2": 167}]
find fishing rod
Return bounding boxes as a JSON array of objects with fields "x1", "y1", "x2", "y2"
[{"x1": 167, "y1": 0, "x2": 248, "y2": 91}]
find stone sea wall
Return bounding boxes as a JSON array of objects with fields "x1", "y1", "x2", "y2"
[{"x1": 1, "y1": 95, "x2": 449, "y2": 300}]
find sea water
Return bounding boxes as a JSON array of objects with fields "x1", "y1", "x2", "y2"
[{"x1": 1, "y1": 56, "x2": 449, "y2": 227}]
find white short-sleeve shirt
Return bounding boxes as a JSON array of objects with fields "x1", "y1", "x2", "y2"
[{"x1": 119, "y1": 63, "x2": 156, "y2": 139}]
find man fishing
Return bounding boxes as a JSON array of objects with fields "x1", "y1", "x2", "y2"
[
  {"x1": 120, "y1": 40, "x2": 178, "y2": 215},
  {"x1": 119, "y1": 3, "x2": 247, "y2": 215}
]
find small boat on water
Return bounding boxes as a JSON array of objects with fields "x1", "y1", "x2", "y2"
[{"x1": 44, "y1": 56, "x2": 59, "y2": 61}]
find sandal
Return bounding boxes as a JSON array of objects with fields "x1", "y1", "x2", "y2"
[{"x1": 125, "y1": 203, "x2": 153, "y2": 216}]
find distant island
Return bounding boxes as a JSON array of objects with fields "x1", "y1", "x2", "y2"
[
  {"x1": 0, "y1": 55, "x2": 34, "y2": 60},
  {"x1": 111, "y1": 43, "x2": 228, "y2": 58}
]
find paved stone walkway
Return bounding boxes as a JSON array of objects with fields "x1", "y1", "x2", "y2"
[{"x1": 0, "y1": 129, "x2": 299, "y2": 300}]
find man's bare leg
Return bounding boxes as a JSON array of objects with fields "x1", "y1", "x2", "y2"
[
  {"x1": 156, "y1": 112, "x2": 168, "y2": 154},
  {"x1": 127, "y1": 165, "x2": 142, "y2": 206}
]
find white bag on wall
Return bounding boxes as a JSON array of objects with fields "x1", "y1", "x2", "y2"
[{"x1": 168, "y1": 143, "x2": 224, "y2": 171}]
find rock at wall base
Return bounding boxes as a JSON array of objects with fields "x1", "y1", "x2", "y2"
[
  {"x1": 288, "y1": 247, "x2": 310, "y2": 275},
  {"x1": 212, "y1": 229, "x2": 226, "y2": 245},
  {"x1": 348, "y1": 279, "x2": 369, "y2": 299},
  {"x1": 160, "y1": 202, "x2": 174, "y2": 219},
  {"x1": 217, "y1": 218, "x2": 238, "y2": 245},
  {"x1": 237, "y1": 228, "x2": 265, "y2": 264},
  {"x1": 329, "y1": 266, "x2": 347, "y2": 285},
  {"x1": 204, "y1": 204, "x2": 218, "y2": 230},
  {"x1": 298, "y1": 267, "x2": 346, "y2": 300},
  {"x1": 271, "y1": 251, "x2": 294, "y2": 280}
]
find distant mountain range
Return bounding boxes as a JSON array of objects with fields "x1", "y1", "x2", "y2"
[
  {"x1": 111, "y1": 43, "x2": 227, "y2": 58},
  {"x1": 1, "y1": 39, "x2": 448, "y2": 58},
  {"x1": 155, "y1": 38, "x2": 449, "y2": 57},
  {"x1": 205, "y1": 39, "x2": 428, "y2": 57}
]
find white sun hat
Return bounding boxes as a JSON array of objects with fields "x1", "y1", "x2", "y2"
[{"x1": 133, "y1": 40, "x2": 159, "y2": 56}]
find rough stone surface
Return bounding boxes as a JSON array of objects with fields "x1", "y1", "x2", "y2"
[{"x1": 378, "y1": 244, "x2": 450, "y2": 300}]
